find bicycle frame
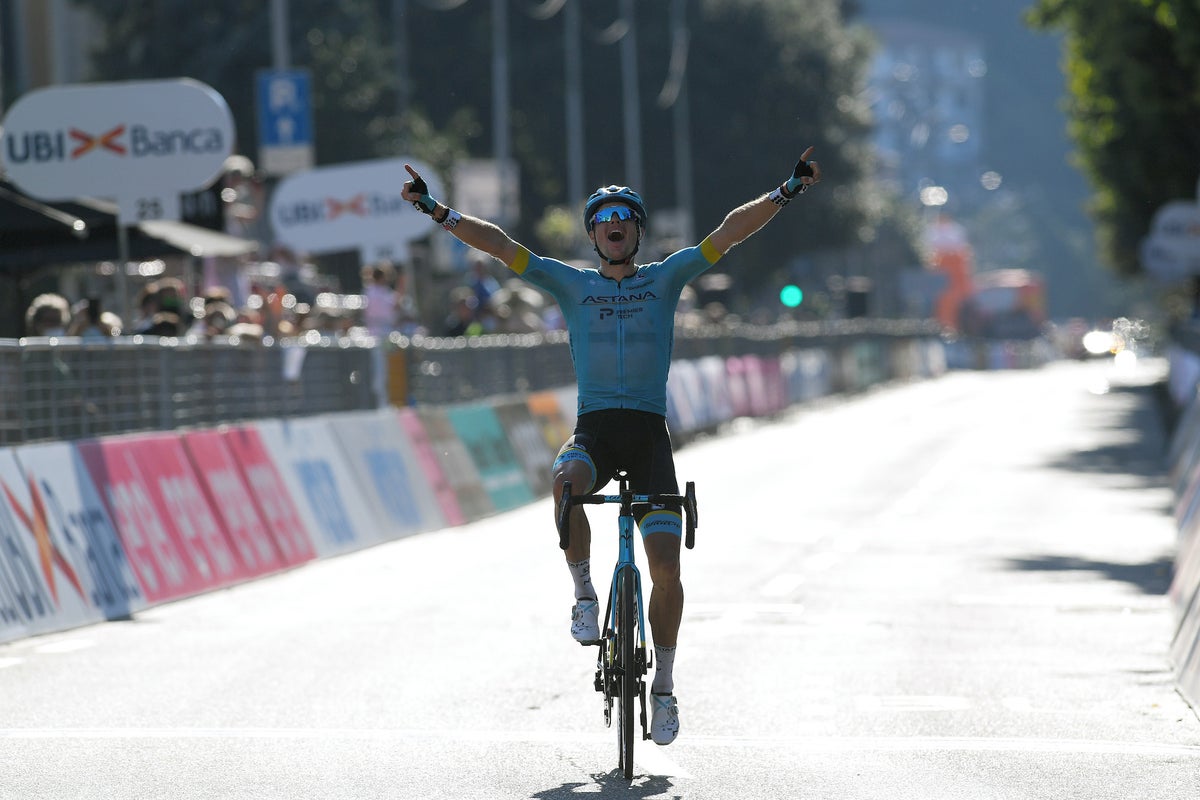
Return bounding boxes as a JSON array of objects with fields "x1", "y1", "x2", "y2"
[{"x1": 556, "y1": 474, "x2": 697, "y2": 778}]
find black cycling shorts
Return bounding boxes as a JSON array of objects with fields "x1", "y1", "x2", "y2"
[{"x1": 553, "y1": 409, "x2": 680, "y2": 500}]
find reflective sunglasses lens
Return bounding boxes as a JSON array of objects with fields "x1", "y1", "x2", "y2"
[{"x1": 593, "y1": 206, "x2": 634, "y2": 225}]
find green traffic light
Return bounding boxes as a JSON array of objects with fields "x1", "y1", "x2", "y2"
[{"x1": 780, "y1": 284, "x2": 803, "y2": 307}]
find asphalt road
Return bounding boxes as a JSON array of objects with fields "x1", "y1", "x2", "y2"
[{"x1": 1, "y1": 356, "x2": 1197, "y2": 799}]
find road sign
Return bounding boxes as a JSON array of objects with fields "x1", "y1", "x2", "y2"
[{"x1": 256, "y1": 70, "x2": 314, "y2": 176}]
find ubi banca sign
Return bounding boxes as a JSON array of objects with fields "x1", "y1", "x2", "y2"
[
  {"x1": 1, "y1": 79, "x2": 234, "y2": 223},
  {"x1": 269, "y1": 157, "x2": 442, "y2": 261}
]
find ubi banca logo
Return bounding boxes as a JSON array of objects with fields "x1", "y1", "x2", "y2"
[
  {"x1": 5, "y1": 122, "x2": 226, "y2": 163},
  {"x1": 275, "y1": 192, "x2": 409, "y2": 227}
]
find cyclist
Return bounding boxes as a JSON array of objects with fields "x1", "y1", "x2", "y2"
[{"x1": 402, "y1": 150, "x2": 821, "y2": 745}]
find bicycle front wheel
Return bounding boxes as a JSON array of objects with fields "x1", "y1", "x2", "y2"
[{"x1": 616, "y1": 564, "x2": 637, "y2": 779}]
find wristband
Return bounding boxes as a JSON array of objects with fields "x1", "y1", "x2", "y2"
[
  {"x1": 441, "y1": 209, "x2": 462, "y2": 230},
  {"x1": 769, "y1": 187, "x2": 791, "y2": 206},
  {"x1": 782, "y1": 178, "x2": 809, "y2": 198}
]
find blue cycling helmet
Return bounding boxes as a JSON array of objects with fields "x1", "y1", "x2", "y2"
[{"x1": 583, "y1": 185, "x2": 648, "y2": 231}]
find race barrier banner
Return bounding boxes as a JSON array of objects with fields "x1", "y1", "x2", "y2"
[
  {"x1": 253, "y1": 418, "x2": 387, "y2": 557},
  {"x1": 328, "y1": 409, "x2": 448, "y2": 538},
  {"x1": 0, "y1": 444, "x2": 144, "y2": 644},
  {"x1": 525, "y1": 392, "x2": 575, "y2": 463},
  {"x1": 782, "y1": 349, "x2": 833, "y2": 404},
  {"x1": 77, "y1": 433, "x2": 252, "y2": 604},
  {"x1": 219, "y1": 424, "x2": 318, "y2": 568},
  {"x1": 445, "y1": 403, "x2": 535, "y2": 512},
  {"x1": 1165, "y1": 382, "x2": 1200, "y2": 709},
  {"x1": 396, "y1": 408, "x2": 466, "y2": 528},
  {"x1": 493, "y1": 399, "x2": 556, "y2": 497},
  {"x1": 416, "y1": 407, "x2": 494, "y2": 521},
  {"x1": 181, "y1": 429, "x2": 291, "y2": 578},
  {"x1": 0, "y1": 448, "x2": 87, "y2": 643}
]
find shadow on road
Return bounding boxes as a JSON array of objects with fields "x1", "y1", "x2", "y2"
[
  {"x1": 1043, "y1": 382, "x2": 1171, "y2": 482},
  {"x1": 531, "y1": 770, "x2": 680, "y2": 799},
  {"x1": 1004, "y1": 554, "x2": 1174, "y2": 595}
]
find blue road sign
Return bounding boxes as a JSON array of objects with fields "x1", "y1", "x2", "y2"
[{"x1": 256, "y1": 70, "x2": 313, "y2": 149}]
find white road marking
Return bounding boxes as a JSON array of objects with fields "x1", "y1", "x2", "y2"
[
  {"x1": 1, "y1": 728, "x2": 1196, "y2": 758},
  {"x1": 33, "y1": 638, "x2": 95, "y2": 655},
  {"x1": 634, "y1": 742, "x2": 692, "y2": 777}
]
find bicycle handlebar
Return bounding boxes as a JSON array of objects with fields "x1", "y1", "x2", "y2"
[{"x1": 557, "y1": 480, "x2": 698, "y2": 550}]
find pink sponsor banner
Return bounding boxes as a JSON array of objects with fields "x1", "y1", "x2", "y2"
[
  {"x1": 220, "y1": 425, "x2": 317, "y2": 566},
  {"x1": 181, "y1": 430, "x2": 286, "y2": 577},
  {"x1": 77, "y1": 434, "x2": 244, "y2": 603},
  {"x1": 725, "y1": 356, "x2": 752, "y2": 418},
  {"x1": 397, "y1": 408, "x2": 465, "y2": 527}
]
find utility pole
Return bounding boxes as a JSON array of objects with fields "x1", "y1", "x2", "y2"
[
  {"x1": 271, "y1": 0, "x2": 290, "y2": 70},
  {"x1": 564, "y1": 0, "x2": 584, "y2": 207},
  {"x1": 619, "y1": 0, "x2": 642, "y2": 190},
  {"x1": 669, "y1": 0, "x2": 693, "y2": 243},
  {"x1": 493, "y1": 0, "x2": 512, "y2": 225},
  {"x1": 392, "y1": 0, "x2": 411, "y2": 147}
]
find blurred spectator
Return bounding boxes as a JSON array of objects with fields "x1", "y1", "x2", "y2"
[
  {"x1": 24, "y1": 293, "x2": 71, "y2": 336},
  {"x1": 130, "y1": 281, "x2": 161, "y2": 334},
  {"x1": 155, "y1": 277, "x2": 188, "y2": 323},
  {"x1": 199, "y1": 302, "x2": 238, "y2": 338},
  {"x1": 486, "y1": 279, "x2": 550, "y2": 334},
  {"x1": 130, "y1": 276, "x2": 187, "y2": 336},
  {"x1": 141, "y1": 312, "x2": 184, "y2": 338},
  {"x1": 67, "y1": 297, "x2": 118, "y2": 339},
  {"x1": 443, "y1": 287, "x2": 482, "y2": 337},
  {"x1": 362, "y1": 261, "x2": 399, "y2": 337},
  {"x1": 468, "y1": 255, "x2": 501, "y2": 310}
]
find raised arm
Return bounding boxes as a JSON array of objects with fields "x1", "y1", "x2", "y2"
[
  {"x1": 401, "y1": 164, "x2": 521, "y2": 267},
  {"x1": 706, "y1": 146, "x2": 821, "y2": 256}
]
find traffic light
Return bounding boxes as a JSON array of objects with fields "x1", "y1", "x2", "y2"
[{"x1": 779, "y1": 284, "x2": 803, "y2": 308}]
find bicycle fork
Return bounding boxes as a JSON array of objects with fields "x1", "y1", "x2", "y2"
[{"x1": 595, "y1": 515, "x2": 652, "y2": 735}]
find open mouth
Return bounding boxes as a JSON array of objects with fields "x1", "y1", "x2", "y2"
[{"x1": 607, "y1": 230, "x2": 625, "y2": 242}]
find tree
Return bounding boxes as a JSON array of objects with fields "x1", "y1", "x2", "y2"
[
  {"x1": 1027, "y1": 0, "x2": 1200, "y2": 277},
  {"x1": 69, "y1": 0, "x2": 426, "y2": 164}
]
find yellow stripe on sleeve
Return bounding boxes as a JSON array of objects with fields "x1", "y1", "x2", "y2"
[
  {"x1": 508, "y1": 246, "x2": 531, "y2": 275},
  {"x1": 699, "y1": 236, "x2": 724, "y2": 265}
]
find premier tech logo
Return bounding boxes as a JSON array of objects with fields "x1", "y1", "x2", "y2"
[
  {"x1": 275, "y1": 192, "x2": 409, "y2": 227},
  {"x1": 5, "y1": 123, "x2": 227, "y2": 163}
]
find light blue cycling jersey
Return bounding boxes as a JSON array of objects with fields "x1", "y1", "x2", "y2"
[{"x1": 507, "y1": 237, "x2": 724, "y2": 416}]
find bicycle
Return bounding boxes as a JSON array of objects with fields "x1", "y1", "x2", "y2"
[{"x1": 556, "y1": 473, "x2": 698, "y2": 779}]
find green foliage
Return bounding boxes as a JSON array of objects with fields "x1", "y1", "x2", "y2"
[
  {"x1": 1027, "y1": 0, "x2": 1200, "y2": 276},
  {"x1": 534, "y1": 205, "x2": 585, "y2": 260}
]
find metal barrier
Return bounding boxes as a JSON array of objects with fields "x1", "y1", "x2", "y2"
[
  {"x1": 0, "y1": 335, "x2": 377, "y2": 445},
  {"x1": 1, "y1": 318, "x2": 945, "y2": 446}
]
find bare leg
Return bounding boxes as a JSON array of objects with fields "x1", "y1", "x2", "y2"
[
  {"x1": 643, "y1": 532, "x2": 683, "y2": 647},
  {"x1": 554, "y1": 461, "x2": 594, "y2": 596}
]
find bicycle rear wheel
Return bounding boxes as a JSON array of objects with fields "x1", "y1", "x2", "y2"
[{"x1": 616, "y1": 564, "x2": 636, "y2": 778}]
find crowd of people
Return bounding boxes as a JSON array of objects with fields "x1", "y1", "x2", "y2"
[{"x1": 19, "y1": 250, "x2": 580, "y2": 344}]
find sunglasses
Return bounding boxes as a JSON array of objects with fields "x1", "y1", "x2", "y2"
[{"x1": 592, "y1": 205, "x2": 636, "y2": 225}]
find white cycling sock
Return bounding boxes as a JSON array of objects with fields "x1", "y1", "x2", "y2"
[
  {"x1": 567, "y1": 558, "x2": 596, "y2": 601},
  {"x1": 652, "y1": 644, "x2": 676, "y2": 694}
]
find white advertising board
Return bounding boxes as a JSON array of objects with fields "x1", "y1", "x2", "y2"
[
  {"x1": 1, "y1": 79, "x2": 234, "y2": 223},
  {"x1": 269, "y1": 157, "x2": 442, "y2": 262},
  {"x1": 1141, "y1": 200, "x2": 1200, "y2": 283}
]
